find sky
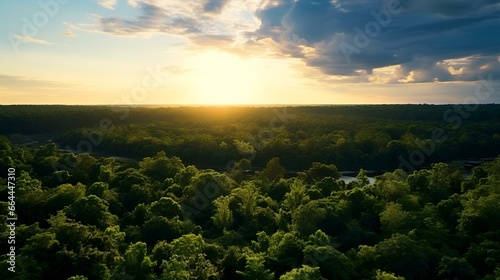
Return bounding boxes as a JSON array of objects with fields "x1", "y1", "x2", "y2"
[{"x1": 1, "y1": 0, "x2": 500, "y2": 105}]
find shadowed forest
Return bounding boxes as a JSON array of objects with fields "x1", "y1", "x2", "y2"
[{"x1": 1, "y1": 105, "x2": 500, "y2": 279}]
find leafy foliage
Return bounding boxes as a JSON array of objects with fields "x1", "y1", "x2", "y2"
[{"x1": 1, "y1": 105, "x2": 500, "y2": 279}]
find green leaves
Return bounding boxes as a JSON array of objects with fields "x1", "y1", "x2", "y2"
[
  {"x1": 301, "y1": 162, "x2": 341, "y2": 184},
  {"x1": 284, "y1": 180, "x2": 310, "y2": 212},
  {"x1": 159, "y1": 234, "x2": 220, "y2": 280},
  {"x1": 150, "y1": 197, "x2": 182, "y2": 219},
  {"x1": 4, "y1": 107, "x2": 500, "y2": 280},
  {"x1": 292, "y1": 201, "x2": 326, "y2": 237},
  {"x1": 113, "y1": 242, "x2": 156, "y2": 280},
  {"x1": 260, "y1": 157, "x2": 286, "y2": 182},
  {"x1": 212, "y1": 195, "x2": 233, "y2": 230},
  {"x1": 139, "y1": 151, "x2": 184, "y2": 182},
  {"x1": 279, "y1": 265, "x2": 325, "y2": 280},
  {"x1": 237, "y1": 254, "x2": 274, "y2": 280},
  {"x1": 357, "y1": 233, "x2": 431, "y2": 279},
  {"x1": 379, "y1": 203, "x2": 411, "y2": 236},
  {"x1": 66, "y1": 195, "x2": 117, "y2": 229}
]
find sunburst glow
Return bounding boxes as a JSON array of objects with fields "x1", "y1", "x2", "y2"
[{"x1": 189, "y1": 52, "x2": 257, "y2": 105}]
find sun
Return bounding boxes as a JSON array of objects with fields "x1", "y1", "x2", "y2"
[{"x1": 188, "y1": 52, "x2": 258, "y2": 105}]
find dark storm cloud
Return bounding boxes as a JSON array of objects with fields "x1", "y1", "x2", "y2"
[
  {"x1": 413, "y1": 0, "x2": 500, "y2": 16},
  {"x1": 252, "y1": 0, "x2": 500, "y2": 82},
  {"x1": 203, "y1": 0, "x2": 230, "y2": 13}
]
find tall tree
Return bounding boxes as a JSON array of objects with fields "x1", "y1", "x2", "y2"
[{"x1": 260, "y1": 157, "x2": 286, "y2": 182}]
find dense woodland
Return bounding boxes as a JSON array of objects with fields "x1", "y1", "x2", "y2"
[
  {"x1": 1, "y1": 105, "x2": 500, "y2": 279},
  {"x1": 2, "y1": 105, "x2": 500, "y2": 171}
]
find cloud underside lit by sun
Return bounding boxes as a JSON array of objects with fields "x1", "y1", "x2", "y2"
[
  {"x1": 2, "y1": 0, "x2": 500, "y2": 105},
  {"x1": 74, "y1": 0, "x2": 500, "y2": 85}
]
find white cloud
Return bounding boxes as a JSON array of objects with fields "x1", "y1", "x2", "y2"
[
  {"x1": 98, "y1": 0, "x2": 118, "y2": 9},
  {"x1": 62, "y1": 27, "x2": 76, "y2": 37},
  {"x1": 14, "y1": 35, "x2": 55, "y2": 45},
  {"x1": 77, "y1": 0, "x2": 260, "y2": 46}
]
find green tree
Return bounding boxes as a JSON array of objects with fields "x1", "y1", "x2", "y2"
[
  {"x1": 47, "y1": 211, "x2": 90, "y2": 252},
  {"x1": 71, "y1": 153, "x2": 98, "y2": 185},
  {"x1": 279, "y1": 265, "x2": 326, "y2": 280},
  {"x1": 380, "y1": 203, "x2": 411, "y2": 236},
  {"x1": 356, "y1": 169, "x2": 370, "y2": 186},
  {"x1": 375, "y1": 269, "x2": 406, "y2": 280},
  {"x1": 0, "y1": 135, "x2": 12, "y2": 152},
  {"x1": 98, "y1": 162, "x2": 115, "y2": 183},
  {"x1": 373, "y1": 179, "x2": 411, "y2": 204},
  {"x1": 67, "y1": 276, "x2": 89, "y2": 280},
  {"x1": 139, "y1": 151, "x2": 184, "y2": 182},
  {"x1": 113, "y1": 242, "x2": 156, "y2": 280},
  {"x1": 161, "y1": 234, "x2": 220, "y2": 280},
  {"x1": 15, "y1": 171, "x2": 46, "y2": 223},
  {"x1": 284, "y1": 180, "x2": 310, "y2": 212},
  {"x1": 268, "y1": 178, "x2": 291, "y2": 201},
  {"x1": 17, "y1": 232, "x2": 60, "y2": 279},
  {"x1": 357, "y1": 233, "x2": 430, "y2": 280},
  {"x1": 142, "y1": 216, "x2": 183, "y2": 245},
  {"x1": 237, "y1": 253, "x2": 274, "y2": 280},
  {"x1": 268, "y1": 231, "x2": 305, "y2": 275},
  {"x1": 150, "y1": 197, "x2": 182, "y2": 219},
  {"x1": 303, "y1": 243, "x2": 354, "y2": 279},
  {"x1": 458, "y1": 184, "x2": 500, "y2": 236},
  {"x1": 236, "y1": 158, "x2": 252, "y2": 170},
  {"x1": 86, "y1": 182, "x2": 108, "y2": 198},
  {"x1": 406, "y1": 169, "x2": 431, "y2": 194},
  {"x1": 313, "y1": 177, "x2": 342, "y2": 197},
  {"x1": 231, "y1": 183, "x2": 258, "y2": 221},
  {"x1": 43, "y1": 183, "x2": 86, "y2": 217},
  {"x1": 113, "y1": 168, "x2": 149, "y2": 193},
  {"x1": 464, "y1": 233, "x2": 500, "y2": 276},
  {"x1": 174, "y1": 165, "x2": 199, "y2": 187},
  {"x1": 161, "y1": 254, "x2": 219, "y2": 280},
  {"x1": 437, "y1": 256, "x2": 477, "y2": 280},
  {"x1": 301, "y1": 162, "x2": 340, "y2": 184},
  {"x1": 292, "y1": 201, "x2": 326, "y2": 236},
  {"x1": 183, "y1": 171, "x2": 234, "y2": 225},
  {"x1": 260, "y1": 157, "x2": 286, "y2": 182},
  {"x1": 429, "y1": 162, "x2": 463, "y2": 195},
  {"x1": 66, "y1": 195, "x2": 117, "y2": 229},
  {"x1": 212, "y1": 195, "x2": 233, "y2": 230}
]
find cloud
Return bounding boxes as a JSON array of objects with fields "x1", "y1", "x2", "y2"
[
  {"x1": 165, "y1": 65, "x2": 189, "y2": 75},
  {"x1": 76, "y1": 0, "x2": 260, "y2": 50},
  {"x1": 412, "y1": 0, "x2": 500, "y2": 16},
  {"x1": 62, "y1": 28, "x2": 76, "y2": 37},
  {"x1": 190, "y1": 34, "x2": 233, "y2": 46},
  {"x1": 203, "y1": 0, "x2": 231, "y2": 13},
  {"x1": 98, "y1": 0, "x2": 118, "y2": 9},
  {"x1": 96, "y1": 3, "x2": 188, "y2": 36},
  {"x1": 0, "y1": 75, "x2": 75, "y2": 89},
  {"x1": 62, "y1": 24, "x2": 77, "y2": 37},
  {"x1": 252, "y1": 0, "x2": 500, "y2": 83},
  {"x1": 76, "y1": 0, "x2": 500, "y2": 84},
  {"x1": 84, "y1": 1, "x2": 204, "y2": 37},
  {"x1": 13, "y1": 35, "x2": 55, "y2": 45},
  {"x1": 0, "y1": 76, "x2": 100, "y2": 104}
]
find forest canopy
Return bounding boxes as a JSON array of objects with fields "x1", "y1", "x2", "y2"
[
  {"x1": 1, "y1": 105, "x2": 500, "y2": 279},
  {"x1": 2, "y1": 105, "x2": 500, "y2": 171}
]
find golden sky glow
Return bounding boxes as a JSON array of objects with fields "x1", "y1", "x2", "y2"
[{"x1": 1, "y1": 1, "x2": 499, "y2": 105}]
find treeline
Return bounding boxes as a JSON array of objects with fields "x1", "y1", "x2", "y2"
[
  {"x1": 41, "y1": 105, "x2": 500, "y2": 171},
  {"x1": 0, "y1": 138, "x2": 499, "y2": 280}
]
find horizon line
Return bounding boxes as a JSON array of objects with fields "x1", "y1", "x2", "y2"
[{"x1": 2, "y1": 103, "x2": 500, "y2": 107}]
